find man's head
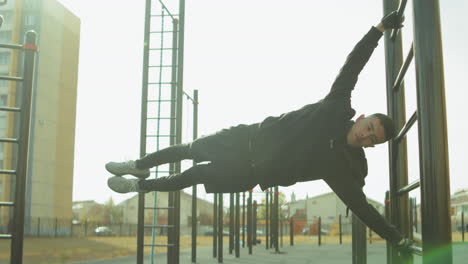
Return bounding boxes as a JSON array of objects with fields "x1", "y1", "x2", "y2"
[{"x1": 346, "y1": 113, "x2": 396, "y2": 148}]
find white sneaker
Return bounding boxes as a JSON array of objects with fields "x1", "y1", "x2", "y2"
[
  {"x1": 105, "y1": 160, "x2": 150, "y2": 178},
  {"x1": 107, "y1": 176, "x2": 145, "y2": 193}
]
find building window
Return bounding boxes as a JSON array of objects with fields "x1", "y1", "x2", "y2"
[
  {"x1": 0, "y1": 52, "x2": 10, "y2": 65},
  {"x1": 0, "y1": 31, "x2": 11, "y2": 43},
  {"x1": 25, "y1": 15, "x2": 35, "y2": 26},
  {"x1": 0, "y1": 116, "x2": 5, "y2": 129},
  {"x1": 0, "y1": 11, "x2": 13, "y2": 24},
  {"x1": 0, "y1": 94, "x2": 7, "y2": 105}
]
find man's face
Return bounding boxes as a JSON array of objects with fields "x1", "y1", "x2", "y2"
[{"x1": 346, "y1": 114, "x2": 387, "y2": 148}]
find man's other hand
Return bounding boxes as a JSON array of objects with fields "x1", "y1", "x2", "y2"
[{"x1": 381, "y1": 10, "x2": 405, "y2": 30}]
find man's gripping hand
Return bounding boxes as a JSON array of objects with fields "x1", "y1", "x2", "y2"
[
  {"x1": 381, "y1": 10, "x2": 405, "y2": 30},
  {"x1": 395, "y1": 237, "x2": 414, "y2": 255}
]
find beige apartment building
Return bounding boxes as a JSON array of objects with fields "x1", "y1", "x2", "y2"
[
  {"x1": 0, "y1": 0, "x2": 79, "y2": 234},
  {"x1": 120, "y1": 191, "x2": 214, "y2": 235}
]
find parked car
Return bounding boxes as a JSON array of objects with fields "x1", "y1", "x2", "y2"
[
  {"x1": 204, "y1": 229, "x2": 229, "y2": 236},
  {"x1": 94, "y1": 226, "x2": 114, "y2": 236}
]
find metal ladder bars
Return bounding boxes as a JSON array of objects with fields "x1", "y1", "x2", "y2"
[
  {"x1": 383, "y1": 0, "x2": 452, "y2": 263},
  {"x1": 0, "y1": 30, "x2": 38, "y2": 264},
  {"x1": 138, "y1": 0, "x2": 186, "y2": 263}
]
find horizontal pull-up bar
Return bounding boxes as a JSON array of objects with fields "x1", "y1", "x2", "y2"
[
  {"x1": 391, "y1": 0, "x2": 408, "y2": 40},
  {"x1": 394, "y1": 111, "x2": 417, "y2": 144},
  {"x1": 397, "y1": 179, "x2": 420, "y2": 195},
  {"x1": 393, "y1": 43, "x2": 414, "y2": 92},
  {"x1": 0, "y1": 43, "x2": 23, "y2": 50}
]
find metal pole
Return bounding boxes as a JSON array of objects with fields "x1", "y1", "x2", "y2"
[
  {"x1": 413, "y1": 1, "x2": 452, "y2": 263},
  {"x1": 352, "y1": 213, "x2": 367, "y2": 264},
  {"x1": 191, "y1": 90, "x2": 198, "y2": 263},
  {"x1": 274, "y1": 187, "x2": 279, "y2": 252},
  {"x1": 339, "y1": 214, "x2": 342, "y2": 245},
  {"x1": 318, "y1": 216, "x2": 321, "y2": 246},
  {"x1": 248, "y1": 191, "x2": 252, "y2": 254},
  {"x1": 168, "y1": 17, "x2": 180, "y2": 264},
  {"x1": 383, "y1": 1, "x2": 410, "y2": 264},
  {"x1": 290, "y1": 218, "x2": 294, "y2": 246},
  {"x1": 462, "y1": 212, "x2": 465, "y2": 242},
  {"x1": 11, "y1": 30, "x2": 37, "y2": 264},
  {"x1": 280, "y1": 221, "x2": 283, "y2": 247},
  {"x1": 265, "y1": 189, "x2": 269, "y2": 249},
  {"x1": 235, "y1": 192, "x2": 240, "y2": 257},
  {"x1": 385, "y1": 192, "x2": 391, "y2": 264},
  {"x1": 229, "y1": 193, "x2": 234, "y2": 253},
  {"x1": 217, "y1": 194, "x2": 223, "y2": 263},
  {"x1": 213, "y1": 193, "x2": 218, "y2": 258},
  {"x1": 253, "y1": 200, "x2": 257, "y2": 245},
  {"x1": 242, "y1": 192, "x2": 245, "y2": 248},
  {"x1": 137, "y1": 1, "x2": 152, "y2": 263}
]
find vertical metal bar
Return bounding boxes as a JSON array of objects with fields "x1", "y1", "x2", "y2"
[
  {"x1": 137, "y1": 1, "x2": 152, "y2": 263},
  {"x1": 414, "y1": 198, "x2": 418, "y2": 233},
  {"x1": 352, "y1": 213, "x2": 367, "y2": 264},
  {"x1": 229, "y1": 193, "x2": 234, "y2": 253},
  {"x1": 213, "y1": 193, "x2": 218, "y2": 258},
  {"x1": 265, "y1": 189, "x2": 269, "y2": 249},
  {"x1": 409, "y1": 197, "x2": 414, "y2": 241},
  {"x1": 280, "y1": 221, "x2": 283, "y2": 247},
  {"x1": 173, "y1": 0, "x2": 187, "y2": 262},
  {"x1": 385, "y1": 192, "x2": 391, "y2": 264},
  {"x1": 168, "y1": 17, "x2": 180, "y2": 264},
  {"x1": 253, "y1": 200, "x2": 257, "y2": 245},
  {"x1": 235, "y1": 192, "x2": 240, "y2": 257},
  {"x1": 217, "y1": 194, "x2": 223, "y2": 263},
  {"x1": 248, "y1": 191, "x2": 252, "y2": 254},
  {"x1": 11, "y1": 30, "x2": 37, "y2": 264},
  {"x1": 462, "y1": 212, "x2": 464, "y2": 242},
  {"x1": 369, "y1": 229, "x2": 372, "y2": 244},
  {"x1": 274, "y1": 187, "x2": 279, "y2": 252},
  {"x1": 383, "y1": 1, "x2": 410, "y2": 263},
  {"x1": 37, "y1": 217, "x2": 40, "y2": 237},
  {"x1": 413, "y1": 1, "x2": 452, "y2": 263},
  {"x1": 191, "y1": 90, "x2": 198, "y2": 263},
  {"x1": 318, "y1": 216, "x2": 322, "y2": 246},
  {"x1": 339, "y1": 214, "x2": 342, "y2": 245},
  {"x1": 290, "y1": 218, "x2": 294, "y2": 246},
  {"x1": 242, "y1": 192, "x2": 245, "y2": 248}
]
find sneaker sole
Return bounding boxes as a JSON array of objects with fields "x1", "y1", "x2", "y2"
[
  {"x1": 107, "y1": 177, "x2": 135, "y2": 193},
  {"x1": 105, "y1": 163, "x2": 150, "y2": 179}
]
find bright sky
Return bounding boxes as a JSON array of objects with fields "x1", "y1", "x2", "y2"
[{"x1": 57, "y1": 0, "x2": 468, "y2": 206}]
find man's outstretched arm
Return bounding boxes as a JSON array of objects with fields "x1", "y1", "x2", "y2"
[
  {"x1": 324, "y1": 174, "x2": 404, "y2": 245},
  {"x1": 324, "y1": 12, "x2": 403, "y2": 102}
]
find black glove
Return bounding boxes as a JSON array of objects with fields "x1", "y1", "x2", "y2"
[
  {"x1": 381, "y1": 11, "x2": 405, "y2": 29},
  {"x1": 395, "y1": 238, "x2": 413, "y2": 255}
]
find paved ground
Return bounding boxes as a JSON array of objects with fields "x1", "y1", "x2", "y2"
[{"x1": 69, "y1": 242, "x2": 468, "y2": 264}]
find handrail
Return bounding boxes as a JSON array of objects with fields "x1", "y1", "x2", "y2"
[
  {"x1": 397, "y1": 180, "x2": 420, "y2": 195},
  {"x1": 394, "y1": 111, "x2": 417, "y2": 144},
  {"x1": 393, "y1": 43, "x2": 414, "y2": 92}
]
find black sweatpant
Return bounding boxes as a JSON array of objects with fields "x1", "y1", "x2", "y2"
[{"x1": 136, "y1": 124, "x2": 258, "y2": 193}]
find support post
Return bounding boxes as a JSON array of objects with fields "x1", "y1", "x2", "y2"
[
  {"x1": 290, "y1": 218, "x2": 294, "y2": 246},
  {"x1": 191, "y1": 90, "x2": 198, "y2": 263},
  {"x1": 217, "y1": 194, "x2": 223, "y2": 263},
  {"x1": 352, "y1": 213, "x2": 367, "y2": 264},
  {"x1": 213, "y1": 193, "x2": 218, "y2": 258},
  {"x1": 413, "y1": 1, "x2": 452, "y2": 263},
  {"x1": 383, "y1": 1, "x2": 411, "y2": 264},
  {"x1": 235, "y1": 192, "x2": 240, "y2": 257},
  {"x1": 229, "y1": 193, "x2": 234, "y2": 253},
  {"x1": 11, "y1": 30, "x2": 37, "y2": 264}
]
